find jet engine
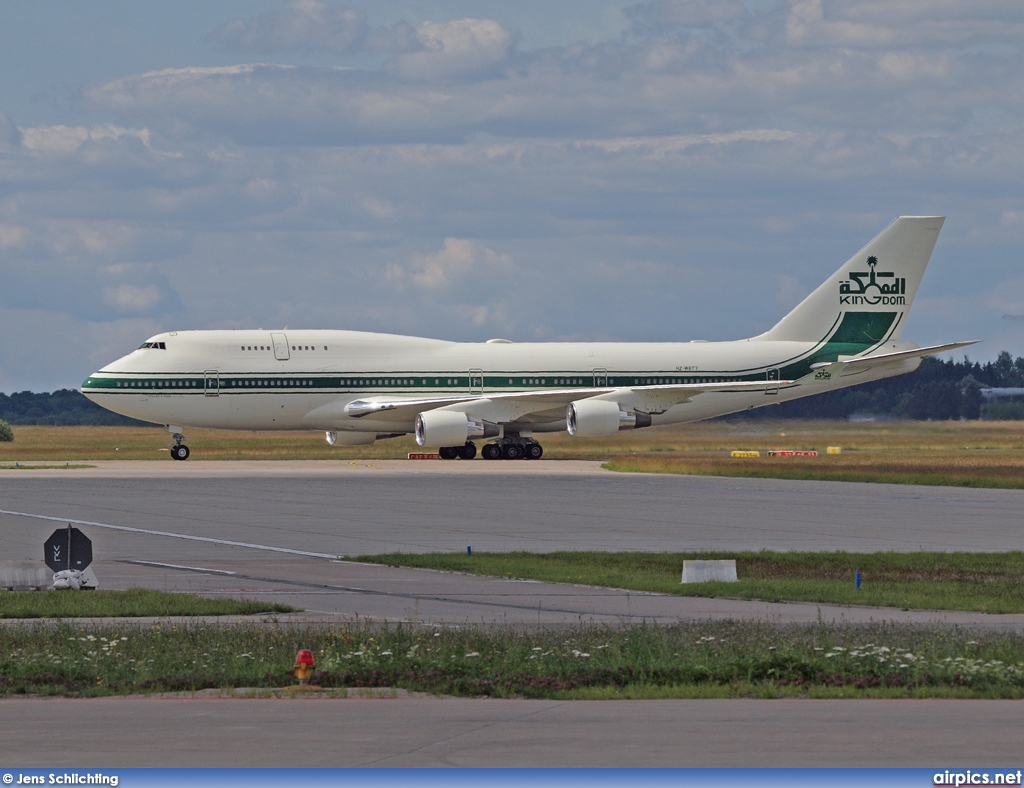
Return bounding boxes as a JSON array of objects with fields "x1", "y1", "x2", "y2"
[
  {"x1": 415, "y1": 411, "x2": 500, "y2": 447},
  {"x1": 566, "y1": 399, "x2": 651, "y2": 437}
]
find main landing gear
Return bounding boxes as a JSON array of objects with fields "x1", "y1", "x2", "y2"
[
  {"x1": 438, "y1": 443, "x2": 477, "y2": 460},
  {"x1": 482, "y1": 439, "x2": 543, "y2": 460},
  {"x1": 437, "y1": 439, "x2": 544, "y2": 460},
  {"x1": 169, "y1": 432, "x2": 190, "y2": 461}
]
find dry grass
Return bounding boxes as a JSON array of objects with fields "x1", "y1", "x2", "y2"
[
  {"x1": 607, "y1": 452, "x2": 1024, "y2": 488},
  {"x1": 0, "y1": 425, "x2": 421, "y2": 461},
  {"x1": 599, "y1": 420, "x2": 1024, "y2": 488},
  {"x1": 4, "y1": 421, "x2": 1024, "y2": 489}
]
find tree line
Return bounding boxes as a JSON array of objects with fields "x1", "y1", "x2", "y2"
[
  {"x1": 749, "y1": 351, "x2": 1024, "y2": 421},
  {"x1": 0, "y1": 389, "x2": 149, "y2": 426},
  {"x1": 2, "y1": 352, "x2": 1024, "y2": 426}
]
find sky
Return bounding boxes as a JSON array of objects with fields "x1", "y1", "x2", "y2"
[{"x1": 1, "y1": 0, "x2": 1023, "y2": 392}]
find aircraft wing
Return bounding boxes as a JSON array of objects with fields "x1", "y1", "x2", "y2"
[
  {"x1": 806, "y1": 340, "x2": 981, "y2": 382},
  {"x1": 341, "y1": 378, "x2": 796, "y2": 425}
]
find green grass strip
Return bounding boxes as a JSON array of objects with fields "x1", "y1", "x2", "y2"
[
  {"x1": 354, "y1": 551, "x2": 1024, "y2": 614},
  {"x1": 3, "y1": 620, "x2": 1024, "y2": 699},
  {"x1": 0, "y1": 589, "x2": 296, "y2": 619}
]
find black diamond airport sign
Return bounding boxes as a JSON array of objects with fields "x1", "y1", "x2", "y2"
[{"x1": 44, "y1": 526, "x2": 93, "y2": 573}]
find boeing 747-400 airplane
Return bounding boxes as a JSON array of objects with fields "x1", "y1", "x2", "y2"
[{"x1": 83, "y1": 216, "x2": 976, "y2": 460}]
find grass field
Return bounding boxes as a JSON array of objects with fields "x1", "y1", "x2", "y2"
[
  {"x1": 356, "y1": 551, "x2": 1024, "y2": 614},
  {"x1": 0, "y1": 589, "x2": 296, "y2": 618},
  {"x1": 3, "y1": 619, "x2": 1024, "y2": 699},
  {"x1": 4, "y1": 420, "x2": 1024, "y2": 488}
]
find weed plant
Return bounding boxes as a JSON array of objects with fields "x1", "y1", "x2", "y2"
[{"x1": 2, "y1": 620, "x2": 1023, "y2": 699}]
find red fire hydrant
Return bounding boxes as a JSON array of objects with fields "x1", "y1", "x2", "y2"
[{"x1": 293, "y1": 649, "x2": 315, "y2": 685}]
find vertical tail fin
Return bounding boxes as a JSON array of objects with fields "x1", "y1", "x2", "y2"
[{"x1": 756, "y1": 216, "x2": 944, "y2": 344}]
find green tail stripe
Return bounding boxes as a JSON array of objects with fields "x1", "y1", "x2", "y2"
[{"x1": 830, "y1": 312, "x2": 898, "y2": 345}]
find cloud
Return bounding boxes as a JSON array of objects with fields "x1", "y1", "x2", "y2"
[
  {"x1": 0, "y1": 224, "x2": 25, "y2": 249},
  {"x1": 631, "y1": 0, "x2": 749, "y2": 28},
  {"x1": 19, "y1": 124, "x2": 153, "y2": 154},
  {"x1": 102, "y1": 283, "x2": 165, "y2": 313},
  {"x1": 209, "y1": 1, "x2": 368, "y2": 55},
  {"x1": 207, "y1": 1, "x2": 422, "y2": 56},
  {"x1": 389, "y1": 238, "x2": 515, "y2": 289},
  {"x1": 5, "y1": 0, "x2": 1024, "y2": 391},
  {"x1": 0, "y1": 257, "x2": 181, "y2": 322},
  {"x1": 386, "y1": 19, "x2": 519, "y2": 82},
  {"x1": 79, "y1": 1, "x2": 1024, "y2": 148},
  {"x1": 0, "y1": 112, "x2": 20, "y2": 149}
]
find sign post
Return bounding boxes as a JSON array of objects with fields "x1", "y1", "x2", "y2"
[
  {"x1": 44, "y1": 525, "x2": 97, "y2": 589},
  {"x1": 44, "y1": 525, "x2": 93, "y2": 573}
]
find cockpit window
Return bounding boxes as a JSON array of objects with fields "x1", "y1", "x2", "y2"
[{"x1": 138, "y1": 342, "x2": 167, "y2": 350}]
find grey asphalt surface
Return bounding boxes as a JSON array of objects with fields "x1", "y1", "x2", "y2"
[
  {"x1": 3, "y1": 460, "x2": 1024, "y2": 767},
  {"x1": 4, "y1": 697, "x2": 1024, "y2": 767},
  {"x1": 3, "y1": 460, "x2": 1024, "y2": 626}
]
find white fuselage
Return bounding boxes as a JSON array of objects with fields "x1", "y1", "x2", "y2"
[{"x1": 82, "y1": 328, "x2": 915, "y2": 437}]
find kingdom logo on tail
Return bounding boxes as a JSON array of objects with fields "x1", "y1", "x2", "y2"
[
  {"x1": 840, "y1": 256, "x2": 907, "y2": 306},
  {"x1": 82, "y1": 216, "x2": 979, "y2": 460}
]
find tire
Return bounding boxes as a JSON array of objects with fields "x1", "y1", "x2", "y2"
[
  {"x1": 439, "y1": 446, "x2": 459, "y2": 460},
  {"x1": 482, "y1": 443, "x2": 501, "y2": 460},
  {"x1": 458, "y1": 442, "x2": 477, "y2": 460},
  {"x1": 172, "y1": 445, "x2": 190, "y2": 461},
  {"x1": 502, "y1": 443, "x2": 523, "y2": 460},
  {"x1": 524, "y1": 442, "x2": 543, "y2": 460}
]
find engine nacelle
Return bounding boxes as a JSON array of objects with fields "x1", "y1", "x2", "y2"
[
  {"x1": 566, "y1": 399, "x2": 651, "y2": 437},
  {"x1": 325, "y1": 430, "x2": 376, "y2": 446},
  {"x1": 415, "y1": 411, "x2": 499, "y2": 447}
]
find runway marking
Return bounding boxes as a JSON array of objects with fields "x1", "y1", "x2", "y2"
[
  {"x1": 115, "y1": 560, "x2": 666, "y2": 619},
  {"x1": 123, "y1": 560, "x2": 236, "y2": 576},
  {"x1": 0, "y1": 508, "x2": 339, "y2": 560}
]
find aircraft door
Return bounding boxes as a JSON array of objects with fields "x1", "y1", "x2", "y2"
[
  {"x1": 593, "y1": 368, "x2": 608, "y2": 388},
  {"x1": 469, "y1": 369, "x2": 484, "y2": 394},
  {"x1": 766, "y1": 368, "x2": 779, "y2": 395},
  {"x1": 204, "y1": 370, "x2": 220, "y2": 397},
  {"x1": 271, "y1": 333, "x2": 290, "y2": 361}
]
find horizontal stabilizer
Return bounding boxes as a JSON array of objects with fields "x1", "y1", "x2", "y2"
[{"x1": 802, "y1": 340, "x2": 980, "y2": 383}]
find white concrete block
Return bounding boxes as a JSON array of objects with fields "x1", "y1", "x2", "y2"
[
  {"x1": 0, "y1": 560, "x2": 50, "y2": 591},
  {"x1": 681, "y1": 559, "x2": 738, "y2": 584}
]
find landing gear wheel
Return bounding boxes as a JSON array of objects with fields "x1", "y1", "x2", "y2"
[
  {"x1": 502, "y1": 443, "x2": 524, "y2": 460},
  {"x1": 523, "y1": 442, "x2": 543, "y2": 460},
  {"x1": 458, "y1": 442, "x2": 477, "y2": 460},
  {"x1": 171, "y1": 444, "x2": 190, "y2": 461},
  {"x1": 439, "y1": 446, "x2": 459, "y2": 460},
  {"x1": 482, "y1": 443, "x2": 502, "y2": 460}
]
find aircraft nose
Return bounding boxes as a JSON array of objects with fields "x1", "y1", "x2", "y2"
[{"x1": 81, "y1": 372, "x2": 106, "y2": 396}]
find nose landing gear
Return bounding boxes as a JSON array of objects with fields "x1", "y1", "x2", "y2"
[{"x1": 169, "y1": 432, "x2": 190, "y2": 461}]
